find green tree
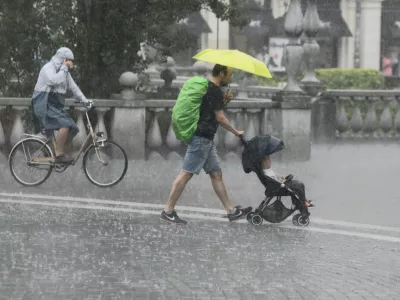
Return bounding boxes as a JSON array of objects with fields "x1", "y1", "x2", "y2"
[
  {"x1": 0, "y1": 0, "x2": 73, "y2": 96},
  {"x1": 0, "y1": 0, "x2": 254, "y2": 98}
]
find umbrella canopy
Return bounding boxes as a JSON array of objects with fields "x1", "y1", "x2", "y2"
[{"x1": 193, "y1": 48, "x2": 273, "y2": 78}]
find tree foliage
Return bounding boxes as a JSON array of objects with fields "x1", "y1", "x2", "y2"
[{"x1": 0, "y1": 0, "x2": 256, "y2": 98}]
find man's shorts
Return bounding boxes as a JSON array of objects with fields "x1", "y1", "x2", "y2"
[{"x1": 182, "y1": 135, "x2": 222, "y2": 175}]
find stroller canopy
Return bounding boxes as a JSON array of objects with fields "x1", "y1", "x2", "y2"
[{"x1": 242, "y1": 135, "x2": 285, "y2": 174}]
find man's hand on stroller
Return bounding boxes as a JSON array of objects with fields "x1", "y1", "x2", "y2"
[{"x1": 235, "y1": 130, "x2": 244, "y2": 137}]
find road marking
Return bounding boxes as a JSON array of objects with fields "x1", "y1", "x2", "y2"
[
  {"x1": 1, "y1": 198, "x2": 400, "y2": 243},
  {"x1": 0, "y1": 192, "x2": 226, "y2": 214},
  {"x1": 1, "y1": 192, "x2": 400, "y2": 233}
]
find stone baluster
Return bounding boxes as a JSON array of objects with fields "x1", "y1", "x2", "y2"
[
  {"x1": 300, "y1": 0, "x2": 323, "y2": 96},
  {"x1": 0, "y1": 106, "x2": 5, "y2": 162},
  {"x1": 349, "y1": 98, "x2": 363, "y2": 137},
  {"x1": 10, "y1": 106, "x2": 26, "y2": 147},
  {"x1": 72, "y1": 107, "x2": 87, "y2": 151},
  {"x1": 147, "y1": 108, "x2": 164, "y2": 160},
  {"x1": 165, "y1": 108, "x2": 182, "y2": 160},
  {"x1": 362, "y1": 97, "x2": 377, "y2": 138},
  {"x1": 394, "y1": 97, "x2": 400, "y2": 137},
  {"x1": 244, "y1": 109, "x2": 261, "y2": 141},
  {"x1": 379, "y1": 97, "x2": 393, "y2": 137},
  {"x1": 95, "y1": 107, "x2": 110, "y2": 140},
  {"x1": 282, "y1": 0, "x2": 305, "y2": 93},
  {"x1": 224, "y1": 109, "x2": 241, "y2": 160},
  {"x1": 336, "y1": 98, "x2": 349, "y2": 137}
]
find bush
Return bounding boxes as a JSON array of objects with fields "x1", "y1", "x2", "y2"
[{"x1": 315, "y1": 68, "x2": 385, "y2": 89}]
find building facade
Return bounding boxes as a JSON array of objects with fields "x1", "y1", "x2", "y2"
[{"x1": 199, "y1": 0, "x2": 397, "y2": 72}]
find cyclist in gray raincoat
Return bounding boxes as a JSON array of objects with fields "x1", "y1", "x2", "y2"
[{"x1": 31, "y1": 47, "x2": 92, "y2": 164}]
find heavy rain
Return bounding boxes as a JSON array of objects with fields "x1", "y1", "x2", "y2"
[{"x1": 0, "y1": 0, "x2": 399, "y2": 299}]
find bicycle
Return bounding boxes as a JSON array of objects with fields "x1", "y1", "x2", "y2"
[{"x1": 8, "y1": 101, "x2": 128, "y2": 187}]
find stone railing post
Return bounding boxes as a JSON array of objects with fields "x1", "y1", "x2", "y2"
[
  {"x1": 311, "y1": 95, "x2": 336, "y2": 143},
  {"x1": 300, "y1": 0, "x2": 324, "y2": 96},
  {"x1": 110, "y1": 72, "x2": 147, "y2": 160},
  {"x1": 119, "y1": 72, "x2": 139, "y2": 101},
  {"x1": 273, "y1": 0, "x2": 312, "y2": 161},
  {"x1": 282, "y1": 0, "x2": 305, "y2": 93}
]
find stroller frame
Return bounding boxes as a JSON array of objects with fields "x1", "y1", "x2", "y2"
[
  {"x1": 239, "y1": 135, "x2": 311, "y2": 227},
  {"x1": 248, "y1": 175, "x2": 310, "y2": 226}
]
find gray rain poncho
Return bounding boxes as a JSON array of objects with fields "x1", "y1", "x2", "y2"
[{"x1": 31, "y1": 47, "x2": 88, "y2": 136}]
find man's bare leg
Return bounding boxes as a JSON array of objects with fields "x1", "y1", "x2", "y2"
[
  {"x1": 55, "y1": 127, "x2": 70, "y2": 156},
  {"x1": 164, "y1": 171, "x2": 193, "y2": 212},
  {"x1": 209, "y1": 172, "x2": 236, "y2": 213}
]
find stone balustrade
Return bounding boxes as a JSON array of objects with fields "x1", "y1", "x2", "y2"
[
  {"x1": 313, "y1": 90, "x2": 400, "y2": 142},
  {"x1": 2, "y1": 88, "x2": 394, "y2": 163},
  {"x1": 0, "y1": 97, "x2": 286, "y2": 161},
  {"x1": 0, "y1": 98, "x2": 114, "y2": 155}
]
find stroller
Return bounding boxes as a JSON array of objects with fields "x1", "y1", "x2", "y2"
[{"x1": 240, "y1": 135, "x2": 312, "y2": 227}]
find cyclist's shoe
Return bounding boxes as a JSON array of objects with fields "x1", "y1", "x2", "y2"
[
  {"x1": 35, "y1": 132, "x2": 47, "y2": 141},
  {"x1": 160, "y1": 210, "x2": 187, "y2": 224},
  {"x1": 228, "y1": 206, "x2": 252, "y2": 223},
  {"x1": 55, "y1": 154, "x2": 74, "y2": 165}
]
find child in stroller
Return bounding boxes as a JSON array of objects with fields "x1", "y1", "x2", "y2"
[{"x1": 240, "y1": 134, "x2": 314, "y2": 226}]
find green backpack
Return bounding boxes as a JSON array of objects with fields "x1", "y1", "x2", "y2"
[{"x1": 172, "y1": 76, "x2": 209, "y2": 142}]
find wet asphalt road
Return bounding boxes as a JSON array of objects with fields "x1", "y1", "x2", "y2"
[
  {"x1": 0, "y1": 202, "x2": 399, "y2": 300},
  {"x1": 1, "y1": 143, "x2": 400, "y2": 299},
  {"x1": 1, "y1": 142, "x2": 400, "y2": 227}
]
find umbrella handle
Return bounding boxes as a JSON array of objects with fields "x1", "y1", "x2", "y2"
[{"x1": 223, "y1": 85, "x2": 231, "y2": 106}]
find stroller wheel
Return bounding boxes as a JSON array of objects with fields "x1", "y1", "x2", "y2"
[
  {"x1": 251, "y1": 214, "x2": 263, "y2": 226},
  {"x1": 247, "y1": 212, "x2": 254, "y2": 223},
  {"x1": 292, "y1": 214, "x2": 309, "y2": 227}
]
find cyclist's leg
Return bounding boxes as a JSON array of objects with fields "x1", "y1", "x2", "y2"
[{"x1": 55, "y1": 127, "x2": 70, "y2": 157}]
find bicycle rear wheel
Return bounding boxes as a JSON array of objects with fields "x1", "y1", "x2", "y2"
[
  {"x1": 9, "y1": 138, "x2": 53, "y2": 186},
  {"x1": 82, "y1": 141, "x2": 128, "y2": 187}
]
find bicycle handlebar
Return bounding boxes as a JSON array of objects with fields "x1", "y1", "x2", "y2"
[{"x1": 74, "y1": 100, "x2": 93, "y2": 109}]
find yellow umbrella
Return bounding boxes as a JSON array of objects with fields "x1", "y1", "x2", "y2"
[{"x1": 193, "y1": 48, "x2": 272, "y2": 78}]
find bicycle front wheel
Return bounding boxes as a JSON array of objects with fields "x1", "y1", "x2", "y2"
[
  {"x1": 83, "y1": 141, "x2": 128, "y2": 187},
  {"x1": 9, "y1": 138, "x2": 53, "y2": 186}
]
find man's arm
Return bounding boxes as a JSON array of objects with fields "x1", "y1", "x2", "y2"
[
  {"x1": 67, "y1": 73, "x2": 88, "y2": 103},
  {"x1": 43, "y1": 65, "x2": 69, "y2": 86},
  {"x1": 215, "y1": 110, "x2": 242, "y2": 136}
]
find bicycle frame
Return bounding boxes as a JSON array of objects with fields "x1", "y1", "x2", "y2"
[{"x1": 20, "y1": 107, "x2": 103, "y2": 166}]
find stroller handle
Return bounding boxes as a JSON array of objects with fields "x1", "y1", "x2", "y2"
[{"x1": 239, "y1": 134, "x2": 247, "y2": 146}]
